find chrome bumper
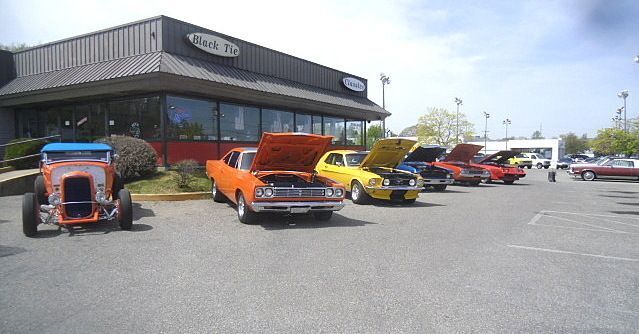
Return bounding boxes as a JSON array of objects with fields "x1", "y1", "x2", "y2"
[
  {"x1": 250, "y1": 201, "x2": 345, "y2": 213},
  {"x1": 364, "y1": 186, "x2": 422, "y2": 191},
  {"x1": 423, "y1": 179, "x2": 454, "y2": 185}
]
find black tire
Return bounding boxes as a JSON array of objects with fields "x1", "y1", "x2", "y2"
[
  {"x1": 536, "y1": 163, "x2": 543, "y2": 169},
  {"x1": 526, "y1": 166, "x2": 532, "y2": 169},
  {"x1": 313, "y1": 211, "x2": 333, "y2": 221},
  {"x1": 544, "y1": 166, "x2": 549, "y2": 169},
  {"x1": 22, "y1": 193, "x2": 39, "y2": 237},
  {"x1": 112, "y1": 173, "x2": 124, "y2": 200},
  {"x1": 402, "y1": 198, "x2": 416, "y2": 204},
  {"x1": 118, "y1": 189, "x2": 133, "y2": 230},
  {"x1": 433, "y1": 184, "x2": 447, "y2": 191},
  {"x1": 469, "y1": 180, "x2": 481, "y2": 186},
  {"x1": 34, "y1": 175, "x2": 47, "y2": 205},
  {"x1": 211, "y1": 178, "x2": 225, "y2": 203},
  {"x1": 581, "y1": 171, "x2": 596, "y2": 181},
  {"x1": 503, "y1": 180, "x2": 515, "y2": 185},
  {"x1": 484, "y1": 178, "x2": 493, "y2": 184},
  {"x1": 350, "y1": 181, "x2": 370, "y2": 205},
  {"x1": 236, "y1": 192, "x2": 257, "y2": 224}
]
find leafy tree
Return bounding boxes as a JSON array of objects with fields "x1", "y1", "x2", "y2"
[
  {"x1": 560, "y1": 132, "x2": 589, "y2": 154},
  {"x1": 531, "y1": 130, "x2": 544, "y2": 139},
  {"x1": 366, "y1": 124, "x2": 383, "y2": 149},
  {"x1": 0, "y1": 42, "x2": 33, "y2": 52},
  {"x1": 590, "y1": 128, "x2": 639, "y2": 157},
  {"x1": 399, "y1": 125, "x2": 418, "y2": 137},
  {"x1": 416, "y1": 107, "x2": 474, "y2": 146}
]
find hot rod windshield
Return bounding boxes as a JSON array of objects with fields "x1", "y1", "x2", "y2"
[{"x1": 44, "y1": 150, "x2": 110, "y2": 164}]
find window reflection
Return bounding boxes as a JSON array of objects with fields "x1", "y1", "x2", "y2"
[
  {"x1": 166, "y1": 96, "x2": 216, "y2": 141},
  {"x1": 220, "y1": 103, "x2": 260, "y2": 141},
  {"x1": 295, "y1": 113, "x2": 312, "y2": 133},
  {"x1": 262, "y1": 109, "x2": 294, "y2": 133},
  {"x1": 346, "y1": 120, "x2": 363, "y2": 146},
  {"x1": 324, "y1": 116, "x2": 345, "y2": 144}
]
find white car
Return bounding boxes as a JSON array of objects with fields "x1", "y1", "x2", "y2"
[{"x1": 520, "y1": 153, "x2": 551, "y2": 169}]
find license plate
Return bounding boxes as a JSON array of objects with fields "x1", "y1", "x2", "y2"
[{"x1": 291, "y1": 207, "x2": 309, "y2": 214}]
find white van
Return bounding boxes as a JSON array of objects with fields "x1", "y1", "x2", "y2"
[{"x1": 520, "y1": 153, "x2": 551, "y2": 169}]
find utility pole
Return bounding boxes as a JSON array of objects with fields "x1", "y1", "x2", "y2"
[
  {"x1": 503, "y1": 118, "x2": 511, "y2": 149},
  {"x1": 483, "y1": 111, "x2": 490, "y2": 154},
  {"x1": 617, "y1": 90, "x2": 628, "y2": 132},
  {"x1": 380, "y1": 73, "x2": 390, "y2": 137},
  {"x1": 454, "y1": 97, "x2": 463, "y2": 144}
]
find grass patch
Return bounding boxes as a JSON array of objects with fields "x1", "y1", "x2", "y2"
[{"x1": 125, "y1": 170, "x2": 210, "y2": 194}]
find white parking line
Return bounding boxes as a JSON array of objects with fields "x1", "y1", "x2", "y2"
[
  {"x1": 528, "y1": 210, "x2": 639, "y2": 235},
  {"x1": 507, "y1": 244, "x2": 639, "y2": 262}
]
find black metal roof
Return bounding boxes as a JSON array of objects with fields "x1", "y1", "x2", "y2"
[{"x1": 0, "y1": 51, "x2": 388, "y2": 117}]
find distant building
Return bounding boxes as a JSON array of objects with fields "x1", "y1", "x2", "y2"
[{"x1": 466, "y1": 138, "x2": 565, "y2": 163}]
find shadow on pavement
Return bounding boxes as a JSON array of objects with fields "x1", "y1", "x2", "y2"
[
  {"x1": 0, "y1": 245, "x2": 26, "y2": 257},
  {"x1": 133, "y1": 203, "x2": 155, "y2": 221},
  {"x1": 0, "y1": 219, "x2": 10, "y2": 224},
  {"x1": 609, "y1": 210, "x2": 639, "y2": 216},
  {"x1": 257, "y1": 213, "x2": 376, "y2": 230},
  {"x1": 425, "y1": 189, "x2": 468, "y2": 194},
  {"x1": 599, "y1": 194, "x2": 636, "y2": 199},
  {"x1": 617, "y1": 202, "x2": 639, "y2": 206},
  {"x1": 607, "y1": 191, "x2": 639, "y2": 194}
]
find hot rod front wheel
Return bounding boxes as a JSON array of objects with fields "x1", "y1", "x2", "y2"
[
  {"x1": 118, "y1": 189, "x2": 133, "y2": 230},
  {"x1": 22, "y1": 193, "x2": 39, "y2": 237},
  {"x1": 34, "y1": 175, "x2": 47, "y2": 205}
]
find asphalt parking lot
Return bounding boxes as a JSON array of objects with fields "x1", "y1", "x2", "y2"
[{"x1": 1, "y1": 169, "x2": 638, "y2": 333}]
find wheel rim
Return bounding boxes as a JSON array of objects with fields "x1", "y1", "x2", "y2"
[
  {"x1": 211, "y1": 180, "x2": 217, "y2": 197},
  {"x1": 238, "y1": 195, "x2": 245, "y2": 217},
  {"x1": 352, "y1": 184, "x2": 360, "y2": 200},
  {"x1": 584, "y1": 172, "x2": 594, "y2": 180}
]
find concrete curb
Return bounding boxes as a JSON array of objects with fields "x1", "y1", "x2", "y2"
[
  {"x1": 0, "y1": 171, "x2": 40, "y2": 196},
  {"x1": 130, "y1": 191, "x2": 210, "y2": 201}
]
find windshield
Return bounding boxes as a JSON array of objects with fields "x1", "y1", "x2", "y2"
[
  {"x1": 239, "y1": 152, "x2": 256, "y2": 170},
  {"x1": 44, "y1": 150, "x2": 110, "y2": 164},
  {"x1": 345, "y1": 153, "x2": 368, "y2": 167}
]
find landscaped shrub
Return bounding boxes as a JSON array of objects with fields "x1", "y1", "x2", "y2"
[
  {"x1": 95, "y1": 136, "x2": 157, "y2": 181},
  {"x1": 3, "y1": 138, "x2": 48, "y2": 169},
  {"x1": 171, "y1": 159, "x2": 198, "y2": 188}
]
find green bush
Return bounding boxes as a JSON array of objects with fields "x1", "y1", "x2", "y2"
[
  {"x1": 95, "y1": 136, "x2": 157, "y2": 181},
  {"x1": 171, "y1": 159, "x2": 198, "y2": 188},
  {"x1": 3, "y1": 138, "x2": 48, "y2": 169}
]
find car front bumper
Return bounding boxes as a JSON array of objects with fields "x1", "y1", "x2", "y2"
[
  {"x1": 250, "y1": 201, "x2": 345, "y2": 213},
  {"x1": 423, "y1": 178, "x2": 455, "y2": 186}
]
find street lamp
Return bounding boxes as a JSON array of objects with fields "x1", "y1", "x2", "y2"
[
  {"x1": 380, "y1": 73, "x2": 391, "y2": 137},
  {"x1": 454, "y1": 97, "x2": 463, "y2": 144},
  {"x1": 482, "y1": 111, "x2": 490, "y2": 154},
  {"x1": 502, "y1": 118, "x2": 511, "y2": 149},
  {"x1": 635, "y1": 55, "x2": 639, "y2": 63},
  {"x1": 617, "y1": 90, "x2": 629, "y2": 132}
]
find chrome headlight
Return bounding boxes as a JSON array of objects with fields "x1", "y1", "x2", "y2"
[
  {"x1": 482, "y1": 170, "x2": 490, "y2": 177},
  {"x1": 48, "y1": 193, "x2": 61, "y2": 206},
  {"x1": 255, "y1": 188, "x2": 264, "y2": 197},
  {"x1": 409, "y1": 179, "x2": 416, "y2": 186},
  {"x1": 447, "y1": 174, "x2": 452, "y2": 179},
  {"x1": 368, "y1": 179, "x2": 377, "y2": 186},
  {"x1": 383, "y1": 179, "x2": 390, "y2": 186},
  {"x1": 325, "y1": 188, "x2": 335, "y2": 197},
  {"x1": 335, "y1": 188, "x2": 344, "y2": 197},
  {"x1": 95, "y1": 191, "x2": 108, "y2": 204},
  {"x1": 264, "y1": 188, "x2": 274, "y2": 197}
]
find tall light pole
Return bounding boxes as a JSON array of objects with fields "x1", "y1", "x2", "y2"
[
  {"x1": 616, "y1": 107, "x2": 624, "y2": 129},
  {"x1": 635, "y1": 55, "x2": 639, "y2": 63},
  {"x1": 502, "y1": 118, "x2": 511, "y2": 149},
  {"x1": 617, "y1": 90, "x2": 628, "y2": 132},
  {"x1": 454, "y1": 97, "x2": 463, "y2": 144},
  {"x1": 380, "y1": 73, "x2": 391, "y2": 137},
  {"x1": 482, "y1": 111, "x2": 490, "y2": 154}
]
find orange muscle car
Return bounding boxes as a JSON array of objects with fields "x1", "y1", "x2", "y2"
[
  {"x1": 433, "y1": 144, "x2": 490, "y2": 185},
  {"x1": 206, "y1": 133, "x2": 346, "y2": 224}
]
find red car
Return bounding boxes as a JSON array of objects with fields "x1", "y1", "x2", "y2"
[
  {"x1": 472, "y1": 151, "x2": 526, "y2": 184},
  {"x1": 568, "y1": 158, "x2": 639, "y2": 181},
  {"x1": 433, "y1": 144, "x2": 490, "y2": 186}
]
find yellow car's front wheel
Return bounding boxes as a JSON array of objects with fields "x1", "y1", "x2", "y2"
[{"x1": 350, "y1": 180, "x2": 370, "y2": 205}]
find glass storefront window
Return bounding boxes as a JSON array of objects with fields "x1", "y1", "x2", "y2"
[
  {"x1": 262, "y1": 109, "x2": 294, "y2": 133},
  {"x1": 220, "y1": 103, "x2": 260, "y2": 141},
  {"x1": 295, "y1": 113, "x2": 312, "y2": 133},
  {"x1": 166, "y1": 96, "x2": 216, "y2": 141},
  {"x1": 312, "y1": 115, "x2": 322, "y2": 135},
  {"x1": 59, "y1": 106, "x2": 74, "y2": 142},
  {"x1": 45, "y1": 108, "x2": 60, "y2": 138},
  {"x1": 109, "y1": 96, "x2": 161, "y2": 140},
  {"x1": 346, "y1": 120, "x2": 364, "y2": 146},
  {"x1": 75, "y1": 104, "x2": 106, "y2": 142},
  {"x1": 324, "y1": 117, "x2": 345, "y2": 144}
]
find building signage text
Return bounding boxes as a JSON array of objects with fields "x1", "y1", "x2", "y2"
[
  {"x1": 186, "y1": 33, "x2": 240, "y2": 58},
  {"x1": 342, "y1": 77, "x2": 366, "y2": 92}
]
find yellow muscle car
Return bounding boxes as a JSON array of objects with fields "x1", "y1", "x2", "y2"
[{"x1": 315, "y1": 138, "x2": 423, "y2": 204}]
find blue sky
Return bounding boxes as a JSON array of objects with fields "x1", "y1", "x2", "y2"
[{"x1": 1, "y1": 0, "x2": 638, "y2": 138}]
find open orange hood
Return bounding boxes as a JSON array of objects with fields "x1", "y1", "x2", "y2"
[
  {"x1": 251, "y1": 132, "x2": 332, "y2": 173},
  {"x1": 444, "y1": 144, "x2": 483, "y2": 163}
]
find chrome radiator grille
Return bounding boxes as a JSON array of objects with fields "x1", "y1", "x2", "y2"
[{"x1": 273, "y1": 188, "x2": 326, "y2": 198}]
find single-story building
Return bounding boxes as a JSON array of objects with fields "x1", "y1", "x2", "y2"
[{"x1": 0, "y1": 16, "x2": 389, "y2": 164}]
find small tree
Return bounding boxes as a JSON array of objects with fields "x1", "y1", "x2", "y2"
[
  {"x1": 95, "y1": 136, "x2": 157, "y2": 181},
  {"x1": 416, "y1": 107, "x2": 474, "y2": 146},
  {"x1": 366, "y1": 124, "x2": 383, "y2": 149},
  {"x1": 590, "y1": 128, "x2": 639, "y2": 157},
  {"x1": 172, "y1": 159, "x2": 198, "y2": 188},
  {"x1": 531, "y1": 130, "x2": 544, "y2": 139},
  {"x1": 560, "y1": 132, "x2": 589, "y2": 154}
]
